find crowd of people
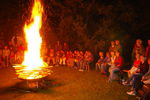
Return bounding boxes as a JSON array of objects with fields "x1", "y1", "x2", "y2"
[
  {"x1": 0, "y1": 40, "x2": 94, "y2": 72},
  {"x1": 0, "y1": 38, "x2": 150, "y2": 98},
  {"x1": 95, "y1": 39, "x2": 150, "y2": 97}
]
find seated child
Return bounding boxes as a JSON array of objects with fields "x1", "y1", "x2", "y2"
[
  {"x1": 84, "y1": 51, "x2": 93, "y2": 71},
  {"x1": 95, "y1": 51, "x2": 104, "y2": 72},
  {"x1": 109, "y1": 51, "x2": 123, "y2": 81},
  {"x1": 101, "y1": 52, "x2": 111, "y2": 74}
]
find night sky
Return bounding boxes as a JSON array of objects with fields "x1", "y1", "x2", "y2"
[{"x1": 0, "y1": 0, "x2": 150, "y2": 41}]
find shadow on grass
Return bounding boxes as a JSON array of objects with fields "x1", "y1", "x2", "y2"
[{"x1": 0, "y1": 78, "x2": 64, "y2": 94}]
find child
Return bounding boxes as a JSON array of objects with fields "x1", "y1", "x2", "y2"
[
  {"x1": 66, "y1": 51, "x2": 74, "y2": 67},
  {"x1": 48, "y1": 49, "x2": 55, "y2": 65},
  {"x1": 78, "y1": 51, "x2": 84, "y2": 71},
  {"x1": 84, "y1": 51, "x2": 93, "y2": 71},
  {"x1": 109, "y1": 51, "x2": 124, "y2": 81},
  {"x1": 55, "y1": 51, "x2": 60, "y2": 66},
  {"x1": 95, "y1": 51, "x2": 104, "y2": 72},
  {"x1": 59, "y1": 50, "x2": 66, "y2": 66}
]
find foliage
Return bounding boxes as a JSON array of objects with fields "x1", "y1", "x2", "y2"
[{"x1": 44, "y1": 0, "x2": 145, "y2": 54}]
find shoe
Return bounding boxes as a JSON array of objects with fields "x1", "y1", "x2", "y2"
[{"x1": 127, "y1": 91, "x2": 136, "y2": 96}]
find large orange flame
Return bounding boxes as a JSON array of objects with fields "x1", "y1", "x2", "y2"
[
  {"x1": 23, "y1": 0, "x2": 43, "y2": 70},
  {"x1": 13, "y1": 0, "x2": 51, "y2": 80}
]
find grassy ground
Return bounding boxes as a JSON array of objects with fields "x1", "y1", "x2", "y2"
[{"x1": 0, "y1": 66, "x2": 135, "y2": 100}]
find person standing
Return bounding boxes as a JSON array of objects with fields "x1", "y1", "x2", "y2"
[
  {"x1": 145, "y1": 40, "x2": 150, "y2": 59},
  {"x1": 132, "y1": 39, "x2": 145, "y2": 61},
  {"x1": 3, "y1": 46, "x2": 10, "y2": 67},
  {"x1": 115, "y1": 40, "x2": 122, "y2": 55}
]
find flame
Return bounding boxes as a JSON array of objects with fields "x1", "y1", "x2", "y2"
[
  {"x1": 23, "y1": 0, "x2": 43, "y2": 70},
  {"x1": 13, "y1": 0, "x2": 51, "y2": 80}
]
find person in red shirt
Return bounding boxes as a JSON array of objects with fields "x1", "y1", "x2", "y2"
[{"x1": 109, "y1": 51, "x2": 124, "y2": 81}]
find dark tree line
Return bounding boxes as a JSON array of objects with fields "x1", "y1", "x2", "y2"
[
  {"x1": 0, "y1": 0, "x2": 150, "y2": 58},
  {"x1": 42, "y1": 0, "x2": 149, "y2": 54}
]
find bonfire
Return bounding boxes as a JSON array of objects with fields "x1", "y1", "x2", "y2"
[{"x1": 13, "y1": 0, "x2": 52, "y2": 80}]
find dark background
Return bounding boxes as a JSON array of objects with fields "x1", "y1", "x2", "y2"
[{"x1": 0, "y1": 0, "x2": 150, "y2": 63}]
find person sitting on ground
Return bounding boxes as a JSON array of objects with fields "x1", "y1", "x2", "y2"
[
  {"x1": 59, "y1": 50, "x2": 66, "y2": 66},
  {"x1": 126, "y1": 57, "x2": 149, "y2": 96},
  {"x1": 78, "y1": 51, "x2": 84, "y2": 71},
  {"x1": 95, "y1": 51, "x2": 104, "y2": 72},
  {"x1": 66, "y1": 51, "x2": 74, "y2": 67},
  {"x1": 109, "y1": 51, "x2": 124, "y2": 81},
  {"x1": 122, "y1": 54, "x2": 141, "y2": 85},
  {"x1": 145, "y1": 40, "x2": 150, "y2": 59},
  {"x1": 84, "y1": 51, "x2": 93, "y2": 71},
  {"x1": 101, "y1": 52, "x2": 111, "y2": 74}
]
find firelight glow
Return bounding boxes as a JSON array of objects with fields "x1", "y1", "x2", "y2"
[
  {"x1": 13, "y1": 0, "x2": 51, "y2": 80},
  {"x1": 23, "y1": 0, "x2": 43, "y2": 70}
]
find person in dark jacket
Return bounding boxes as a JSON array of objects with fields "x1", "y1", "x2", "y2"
[{"x1": 126, "y1": 56, "x2": 149, "y2": 96}]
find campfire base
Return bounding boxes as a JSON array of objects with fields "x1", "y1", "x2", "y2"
[
  {"x1": 15, "y1": 77, "x2": 51, "y2": 92},
  {"x1": 26, "y1": 79, "x2": 40, "y2": 89}
]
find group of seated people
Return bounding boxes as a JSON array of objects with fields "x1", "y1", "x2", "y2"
[
  {"x1": 45, "y1": 48, "x2": 94, "y2": 72},
  {"x1": 0, "y1": 37, "x2": 150, "y2": 98},
  {"x1": 0, "y1": 40, "x2": 94, "y2": 72},
  {"x1": 95, "y1": 40, "x2": 123, "y2": 80},
  {"x1": 95, "y1": 39, "x2": 150, "y2": 97}
]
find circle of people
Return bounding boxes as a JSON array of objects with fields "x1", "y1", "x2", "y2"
[{"x1": 0, "y1": 38, "x2": 150, "y2": 97}]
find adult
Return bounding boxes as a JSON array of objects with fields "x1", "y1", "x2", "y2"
[
  {"x1": 109, "y1": 41, "x2": 116, "y2": 52},
  {"x1": 132, "y1": 39, "x2": 145, "y2": 61},
  {"x1": 127, "y1": 57, "x2": 149, "y2": 96},
  {"x1": 115, "y1": 40, "x2": 122, "y2": 55},
  {"x1": 55, "y1": 41, "x2": 62, "y2": 52},
  {"x1": 145, "y1": 40, "x2": 150, "y2": 59}
]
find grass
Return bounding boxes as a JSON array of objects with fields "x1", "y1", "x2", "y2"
[{"x1": 0, "y1": 66, "x2": 135, "y2": 100}]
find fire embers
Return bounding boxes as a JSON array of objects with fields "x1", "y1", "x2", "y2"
[{"x1": 14, "y1": 63, "x2": 52, "y2": 80}]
